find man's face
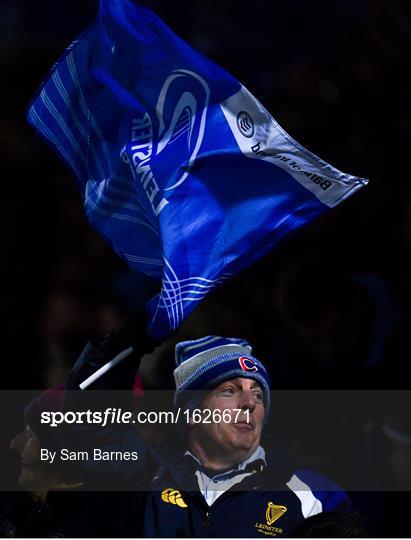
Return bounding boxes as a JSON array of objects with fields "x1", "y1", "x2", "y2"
[
  {"x1": 10, "y1": 425, "x2": 57, "y2": 491},
  {"x1": 190, "y1": 377, "x2": 265, "y2": 467}
]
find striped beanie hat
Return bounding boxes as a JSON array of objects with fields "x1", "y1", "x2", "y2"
[{"x1": 173, "y1": 336, "x2": 271, "y2": 422}]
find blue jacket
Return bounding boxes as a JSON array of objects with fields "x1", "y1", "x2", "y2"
[{"x1": 64, "y1": 342, "x2": 352, "y2": 537}]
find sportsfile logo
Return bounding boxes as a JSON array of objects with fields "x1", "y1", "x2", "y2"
[{"x1": 121, "y1": 69, "x2": 210, "y2": 216}]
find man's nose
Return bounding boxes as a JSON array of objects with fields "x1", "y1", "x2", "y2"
[
  {"x1": 238, "y1": 390, "x2": 256, "y2": 412},
  {"x1": 10, "y1": 432, "x2": 25, "y2": 453}
]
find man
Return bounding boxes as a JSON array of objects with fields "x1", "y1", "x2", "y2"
[
  {"x1": 62, "y1": 321, "x2": 353, "y2": 538},
  {"x1": 1, "y1": 386, "x2": 82, "y2": 537},
  {"x1": 2, "y1": 387, "x2": 126, "y2": 538}
]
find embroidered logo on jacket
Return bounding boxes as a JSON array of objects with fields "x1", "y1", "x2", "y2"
[
  {"x1": 266, "y1": 502, "x2": 287, "y2": 525},
  {"x1": 255, "y1": 501, "x2": 287, "y2": 537},
  {"x1": 161, "y1": 488, "x2": 188, "y2": 508}
]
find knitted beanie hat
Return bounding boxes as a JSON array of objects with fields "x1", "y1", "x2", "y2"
[{"x1": 173, "y1": 336, "x2": 270, "y2": 422}]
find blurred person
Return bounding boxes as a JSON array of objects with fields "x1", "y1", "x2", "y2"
[
  {"x1": 40, "y1": 282, "x2": 133, "y2": 386},
  {"x1": 1, "y1": 386, "x2": 125, "y2": 538},
  {"x1": 350, "y1": 393, "x2": 411, "y2": 537},
  {"x1": 63, "y1": 316, "x2": 354, "y2": 538},
  {"x1": 273, "y1": 261, "x2": 398, "y2": 387},
  {"x1": 10, "y1": 386, "x2": 78, "y2": 499},
  {"x1": 289, "y1": 510, "x2": 368, "y2": 537},
  {"x1": 382, "y1": 396, "x2": 411, "y2": 491},
  {"x1": 268, "y1": 260, "x2": 406, "y2": 496},
  {"x1": 375, "y1": 395, "x2": 411, "y2": 537}
]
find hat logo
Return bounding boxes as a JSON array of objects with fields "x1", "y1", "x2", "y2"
[{"x1": 239, "y1": 356, "x2": 258, "y2": 373}]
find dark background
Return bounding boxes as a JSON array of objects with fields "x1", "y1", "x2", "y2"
[
  {"x1": 2, "y1": 0, "x2": 410, "y2": 389},
  {"x1": 1, "y1": 1, "x2": 411, "y2": 535}
]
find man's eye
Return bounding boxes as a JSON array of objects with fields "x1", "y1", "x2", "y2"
[
  {"x1": 253, "y1": 392, "x2": 263, "y2": 403},
  {"x1": 221, "y1": 387, "x2": 235, "y2": 396}
]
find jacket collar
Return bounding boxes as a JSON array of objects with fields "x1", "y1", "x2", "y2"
[{"x1": 183, "y1": 446, "x2": 266, "y2": 477}]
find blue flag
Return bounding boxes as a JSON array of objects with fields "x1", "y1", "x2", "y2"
[{"x1": 28, "y1": 0, "x2": 368, "y2": 339}]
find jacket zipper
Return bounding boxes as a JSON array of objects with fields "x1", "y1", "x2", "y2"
[
  {"x1": 203, "y1": 511, "x2": 211, "y2": 528},
  {"x1": 202, "y1": 476, "x2": 260, "y2": 529}
]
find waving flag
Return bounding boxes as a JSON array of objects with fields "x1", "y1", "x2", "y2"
[{"x1": 28, "y1": 0, "x2": 368, "y2": 339}]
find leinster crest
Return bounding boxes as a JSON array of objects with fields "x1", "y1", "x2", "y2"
[{"x1": 266, "y1": 502, "x2": 287, "y2": 526}]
